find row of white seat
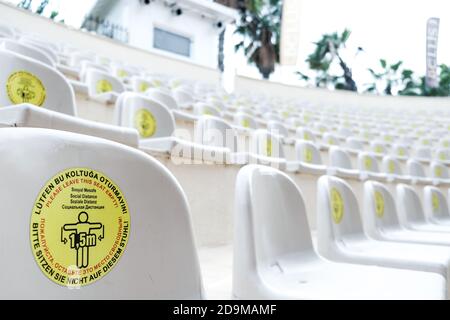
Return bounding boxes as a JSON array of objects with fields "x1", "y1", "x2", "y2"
[{"x1": 234, "y1": 165, "x2": 450, "y2": 299}]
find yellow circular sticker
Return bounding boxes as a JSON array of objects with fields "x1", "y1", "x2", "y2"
[
  {"x1": 96, "y1": 79, "x2": 113, "y2": 94},
  {"x1": 303, "y1": 132, "x2": 311, "y2": 140},
  {"x1": 30, "y1": 168, "x2": 130, "y2": 287},
  {"x1": 241, "y1": 119, "x2": 250, "y2": 128},
  {"x1": 266, "y1": 139, "x2": 273, "y2": 157},
  {"x1": 398, "y1": 148, "x2": 405, "y2": 156},
  {"x1": 134, "y1": 108, "x2": 157, "y2": 138},
  {"x1": 388, "y1": 160, "x2": 396, "y2": 174},
  {"x1": 432, "y1": 193, "x2": 440, "y2": 212},
  {"x1": 117, "y1": 69, "x2": 128, "y2": 78},
  {"x1": 374, "y1": 145, "x2": 383, "y2": 153},
  {"x1": 330, "y1": 188, "x2": 344, "y2": 224},
  {"x1": 7, "y1": 71, "x2": 46, "y2": 106},
  {"x1": 364, "y1": 157, "x2": 372, "y2": 170},
  {"x1": 304, "y1": 148, "x2": 313, "y2": 163},
  {"x1": 374, "y1": 191, "x2": 385, "y2": 218},
  {"x1": 435, "y1": 166, "x2": 442, "y2": 178},
  {"x1": 138, "y1": 82, "x2": 150, "y2": 93}
]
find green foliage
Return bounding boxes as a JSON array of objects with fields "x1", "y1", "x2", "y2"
[
  {"x1": 234, "y1": 0, "x2": 282, "y2": 79},
  {"x1": 365, "y1": 59, "x2": 403, "y2": 95},
  {"x1": 398, "y1": 64, "x2": 450, "y2": 97},
  {"x1": 303, "y1": 29, "x2": 357, "y2": 91}
]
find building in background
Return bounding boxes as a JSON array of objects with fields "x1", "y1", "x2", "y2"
[{"x1": 82, "y1": 0, "x2": 237, "y2": 68}]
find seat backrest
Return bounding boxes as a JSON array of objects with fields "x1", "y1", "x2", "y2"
[
  {"x1": 114, "y1": 92, "x2": 175, "y2": 139},
  {"x1": 79, "y1": 61, "x2": 111, "y2": 82},
  {"x1": 146, "y1": 88, "x2": 178, "y2": 110},
  {"x1": 0, "y1": 49, "x2": 76, "y2": 116},
  {"x1": 370, "y1": 141, "x2": 388, "y2": 154},
  {"x1": 267, "y1": 120, "x2": 288, "y2": 137},
  {"x1": 172, "y1": 88, "x2": 194, "y2": 106},
  {"x1": 251, "y1": 129, "x2": 284, "y2": 158},
  {"x1": 317, "y1": 175, "x2": 365, "y2": 255},
  {"x1": 0, "y1": 128, "x2": 203, "y2": 299},
  {"x1": 407, "y1": 159, "x2": 426, "y2": 177},
  {"x1": 424, "y1": 186, "x2": 450, "y2": 221},
  {"x1": 363, "y1": 181, "x2": 402, "y2": 237},
  {"x1": 329, "y1": 146, "x2": 353, "y2": 169},
  {"x1": 430, "y1": 161, "x2": 449, "y2": 179},
  {"x1": 85, "y1": 68, "x2": 125, "y2": 96},
  {"x1": 295, "y1": 140, "x2": 322, "y2": 164},
  {"x1": 233, "y1": 111, "x2": 257, "y2": 129},
  {"x1": 234, "y1": 165, "x2": 315, "y2": 276},
  {"x1": 435, "y1": 147, "x2": 450, "y2": 162},
  {"x1": 296, "y1": 127, "x2": 316, "y2": 142},
  {"x1": 391, "y1": 144, "x2": 409, "y2": 158},
  {"x1": 357, "y1": 152, "x2": 380, "y2": 173},
  {"x1": 381, "y1": 155, "x2": 403, "y2": 175},
  {"x1": 414, "y1": 146, "x2": 432, "y2": 159},
  {"x1": 20, "y1": 38, "x2": 58, "y2": 64},
  {"x1": 194, "y1": 115, "x2": 236, "y2": 149},
  {"x1": 0, "y1": 103, "x2": 138, "y2": 147},
  {"x1": 345, "y1": 136, "x2": 364, "y2": 150},
  {"x1": 396, "y1": 184, "x2": 427, "y2": 225},
  {"x1": 322, "y1": 132, "x2": 339, "y2": 145},
  {"x1": 1, "y1": 39, "x2": 55, "y2": 67},
  {"x1": 193, "y1": 102, "x2": 221, "y2": 117}
]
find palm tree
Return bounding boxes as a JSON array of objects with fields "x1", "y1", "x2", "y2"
[
  {"x1": 234, "y1": 0, "x2": 282, "y2": 79},
  {"x1": 305, "y1": 29, "x2": 357, "y2": 91}
]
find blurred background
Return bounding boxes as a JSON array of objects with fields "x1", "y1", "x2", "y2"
[{"x1": 3, "y1": 0, "x2": 449, "y2": 96}]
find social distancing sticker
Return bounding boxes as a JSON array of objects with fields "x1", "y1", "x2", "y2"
[
  {"x1": 7, "y1": 71, "x2": 46, "y2": 106},
  {"x1": 138, "y1": 82, "x2": 150, "y2": 93},
  {"x1": 134, "y1": 108, "x2": 157, "y2": 138},
  {"x1": 241, "y1": 119, "x2": 250, "y2": 128},
  {"x1": 374, "y1": 191, "x2": 385, "y2": 218},
  {"x1": 304, "y1": 148, "x2": 313, "y2": 163},
  {"x1": 30, "y1": 168, "x2": 130, "y2": 287},
  {"x1": 266, "y1": 139, "x2": 273, "y2": 157},
  {"x1": 364, "y1": 157, "x2": 372, "y2": 170},
  {"x1": 432, "y1": 193, "x2": 440, "y2": 212},
  {"x1": 330, "y1": 188, "x2": 344, "y2": 224},
  {"x1": 96, "y1": 79, "x2": 113, "y2": 94}
]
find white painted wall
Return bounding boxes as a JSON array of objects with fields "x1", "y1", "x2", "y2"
[
  {"x1": 104, "y1": 0, "x2": 223, "y2": 68},
  {"x1": 0, "y1": 2, "x2": 221, "y2": 82}
]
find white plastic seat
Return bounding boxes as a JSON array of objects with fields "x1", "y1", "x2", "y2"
[
  {"x1": 397, "y1": 184, "x2": 450, "y2": 233},
  {"x1": 245, "y1": 130, "x2": 286, "y2": 169},
  {"x1": 345, "y1": 136, "x2": 365, "y2": 152},
  {"x1": 391, "y1": 144, "x2": 409, "y2": 160},
  {"x1": 113, "y1": 92, "x2": 175, "y2": 152},
  {"x1": 424, "y1": 186, "x2": 450, "y2": 226},
  {"x1": 233, "y1": 165, "x2": 445, "y2": 300},
  {"x1": 357, "y1": 152, "x2": 387, "y2": 181},
  {"x1": 414, "y1": 146, "x2": 432, "y2": 161},
  {"x1": 85, "y1": 68, "x2": 124, "y2": 104},
  {"x1": 172, "y1": 88, "x2": 194, "y2": 110},
  {"x1": 407, "y1": 159, "x2": 433, "y2": 184},
  {"x1": 267, "y1": 120, "x2": 293, "y2": 144},
  {"x1": 193, "y1": 102, "x2": 221, "y2": 117},
  {"x1": 296, "y1": 127, "x2": 316, "y2": 142},
  {"x1": 328, "y1": 146, "x2": 361, "y2": 179},
  {"x1": 363, "y1": 181, "x2": 450, "y2": 247},
  {"x1": 430, "y1": 161, "x2": 450, "y2": 185},
  {"x1": 370, "y1": 141, "x2": 388, "y2": 155},
  {"x1": 233, "y1": 112, "x2": 257, "y2": 130},
  {"x1": 192, "y1": 115, "x2": 236, "y2": 163},
  {"x1": 322, "y1": 132, "x2": 340, "y2": 146},
  {"x1": 0, "y1": 49, "x2": 76, "y2": 115},
  {"x1": 0, "y1": 39, "x2": 55, "y2": 67},
  {"x1": 0, "y1": 103, "x2": 138, "y2": 147},
  {"x1": 0, "y1": 128, "x2": 203, "y2": 299},
  {"x1": 381, "y1": 155, "x2": 412, "y2": 183},
  {"x1": 20, "y1": 38, "x2": 58, "y2": 65},
  {"x1": 435, "y1": 148, "x2": 450, "y2": 162},
  {"x1": 287, "y1": 140, "x2": 326, "y2": 174},
  {"x1": 317, "y1": 176, "x2": 450, "y2": 293}
]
